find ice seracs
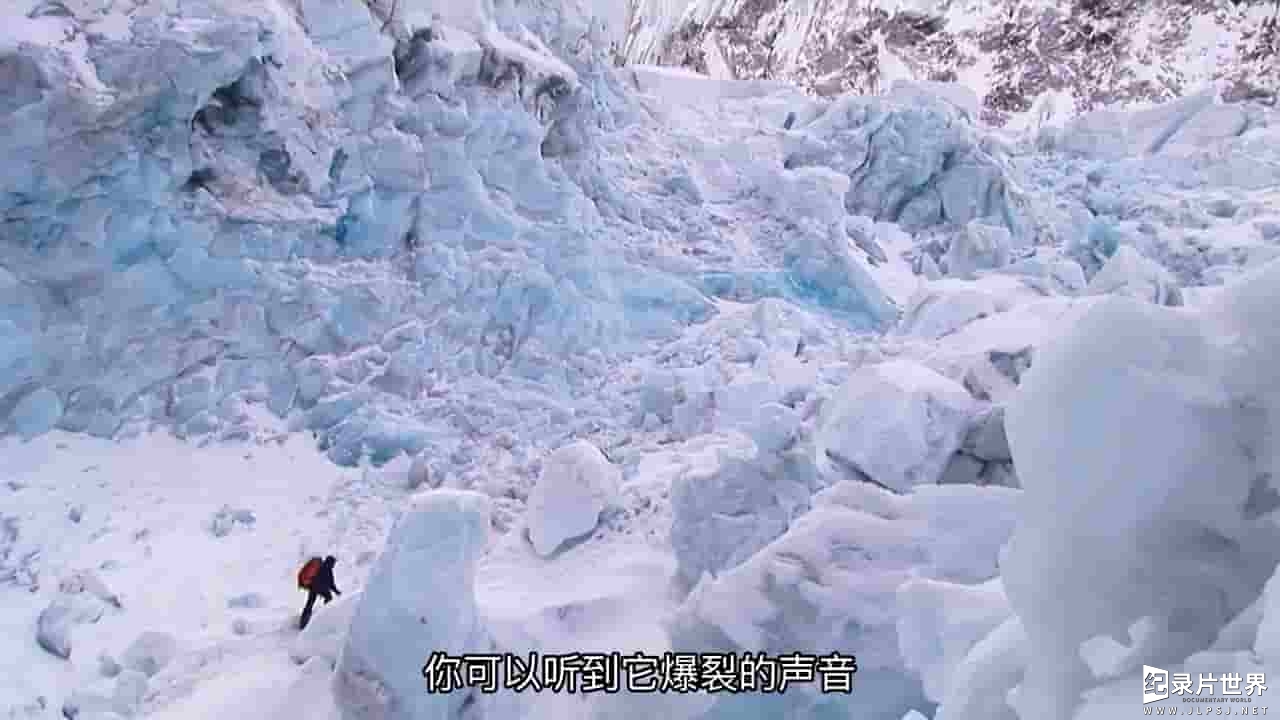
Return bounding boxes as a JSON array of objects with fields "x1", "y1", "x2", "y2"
[{"x1": 335, "y1": 490, "x2": 491, "y2": 720}]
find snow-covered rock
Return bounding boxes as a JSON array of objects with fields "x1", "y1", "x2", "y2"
[
  {"x1": 525, "y1": 440, "x2": 620, "y2": 556},
  {"x1": 625, "y1": 0, "x2": 1276, "y2": 128},
  {"x1": 335, "y1": 490, "x2": 491, "y2": 720},
  {"x1": 817, "y1": 360, "x2": 977, "y2": 491}
]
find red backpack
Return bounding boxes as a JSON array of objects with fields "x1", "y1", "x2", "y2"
[{"x1": 298, "y1": 557, "x2": 322, "y2": 590}]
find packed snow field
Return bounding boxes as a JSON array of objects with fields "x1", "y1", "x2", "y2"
[{"x1": 2, "y1": 1, "x2": 1279, "y2": 719}]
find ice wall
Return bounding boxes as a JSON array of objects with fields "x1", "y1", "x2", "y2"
[{"x1": 0, "y1": 0, "x2": 723, "y2": 456}]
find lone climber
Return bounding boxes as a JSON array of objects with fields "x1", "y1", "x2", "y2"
[{"x1": 297, "y1": 555, "x2": 341, "y2": 630}]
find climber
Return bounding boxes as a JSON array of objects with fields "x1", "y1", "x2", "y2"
[{"x1": 297, "y1": 555, "x2": 341, "y2": 630}]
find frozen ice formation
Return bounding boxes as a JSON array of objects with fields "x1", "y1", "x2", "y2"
[
  {"x1": 1001, "y1": 260, "x2": 1280, "y2": 720},
  {"x1": 335, "y1": 490, "x2": 491, "y2": 720},
  {"x1": 783, "y1": 86, "x2": 1033, "y2": 245},
  {"x1": 669, "y1": 480, "x2": 1019, "y2": 720},
  {"x1": 817, "y1": 359, "x2": 977, "y2": 492},
  {"x1": 524, "y1": 440, "x2": 619, "y2": 556},
  {"x1": 6, "y1": 2, "x2": 1280, "y2": 719},
  {"x1": 897, "y1": 577, "x2": 1012, "y2": 705},
  {"x1": 0, "y1": 0, "x2": 717, "y2": 453},
  {"x1": 669, "y1": 440, "x2": 821, "y2": 587},
  {"x1": 0, "y1": 0, "x2": 1142, "y2": 460}
]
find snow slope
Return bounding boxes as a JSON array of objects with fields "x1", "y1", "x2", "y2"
[
  {"x1": 2, "y1": 0, "x2": 1280, "y2": 718},
  {"x1": 622, "y1": 0, "x2": 1280, "y2": 126}
]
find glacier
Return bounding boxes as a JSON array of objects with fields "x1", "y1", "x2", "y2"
[{"x1": 1, "y1": 0, "x2": 1280, "y2": 719}]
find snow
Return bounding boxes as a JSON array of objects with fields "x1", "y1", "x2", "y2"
[
  {"x1": 622, "y1": 65, "x2": 799, "y2": 106},
  {"x1": 1048, "y1": 88, "x2": 1245, "y2": 161},
  {"x1": 524, "y1": 440, "x2": 619, "y2": 556},
  {"x1": 120, "y1": 632, "x2": 178, "y2": 678},
  {"x1": 886, "y1": 81, "x2": 982, "y2": 124}
]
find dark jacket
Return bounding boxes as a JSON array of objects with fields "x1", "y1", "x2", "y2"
[{"x1": 311, "y1": 557, "x2": 341, "y2": 596}]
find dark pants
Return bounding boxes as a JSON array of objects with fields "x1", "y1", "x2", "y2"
[{"x1": 299, "y1": 588, "x2": 333, "y2": 630}]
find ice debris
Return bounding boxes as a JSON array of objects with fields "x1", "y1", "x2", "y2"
[
  {"x1": 525, "y1": 440, "x2": 620, "y2": 556},
  {"x1": 817, "y1": 359, "x2": 977, "y2": 492}
]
